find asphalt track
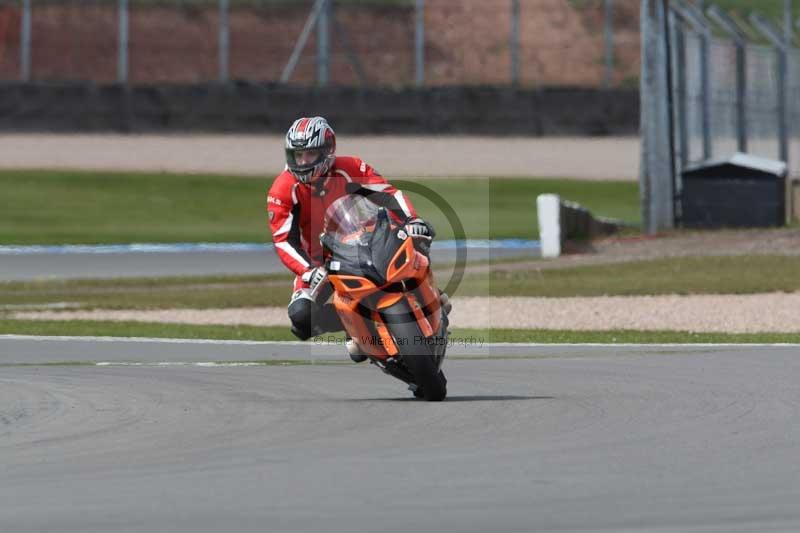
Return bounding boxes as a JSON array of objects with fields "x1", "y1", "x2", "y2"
[
  {"x1": 0, "y1": 245, "x2": 537, "y2": 281},
  {"x1": 3, "y1": 337, "x2": 800, "y2": 532}
]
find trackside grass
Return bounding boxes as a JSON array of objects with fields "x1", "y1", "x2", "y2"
[
  {"x1": 473, "y1": 255, "x2": 800, "y2": 297},
  {"x1": 3, "y1": 254, "x2": 799, "y2": 343},
  {"x1": 0, "y1": 274, "x2": 293, "y2": 309},
  {"x1": 0, "y1": 170, "x2": 269, "y2": 244},
  {"x1": 404, "y1": 178, "x2": 639, "y2": 241},
  {"x1": 3, "y1": 255, "x2": 800, "y2": 311},
  {"x1": 478, "y1": 328, "x2": 800, "y2": 344},
  {"x1": 1, "y1": 320, "x2": 799, "y2": 344},
  {"x1": 0, "y1": 170, "x2": 639, "y2": 244},
  {"x1": 0, "y1": 320, "x2": 303, "y2": 341},
  {"x1": 707, "y1": 0, "x2": 800, "y2": 21}
]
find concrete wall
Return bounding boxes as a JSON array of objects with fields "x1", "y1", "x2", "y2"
[{"x1": 0, "y1": 83, "x2": 639, "y2": 135}]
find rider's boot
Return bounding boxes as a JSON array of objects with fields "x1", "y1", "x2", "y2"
[
  {"x1": 346, "y1": 337, "x2": 368, "y2": 363},
  {"x1": 440, "y1": 291, "x2": 453, "y2": 315}
]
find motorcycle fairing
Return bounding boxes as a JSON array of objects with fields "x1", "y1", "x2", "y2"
[
  {"x1": 322, "y1": 208, "x2": 412, "y2": 287},
  {"x1": 329, "y1": 237, "x2": 443, "y2": 360}
]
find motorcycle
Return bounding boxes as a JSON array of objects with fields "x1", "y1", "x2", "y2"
[{"x1": 311, "y1": 193, "x2": 450, "y2": 401}]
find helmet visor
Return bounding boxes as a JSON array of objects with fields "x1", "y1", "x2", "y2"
[{"x1": 286, "y1": 147, "x2": 326, "y2": 173}]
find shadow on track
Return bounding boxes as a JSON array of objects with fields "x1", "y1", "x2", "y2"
[
  {"x1": 342, "y1": 395, "x2": 554, "y2": 403},
  {"x1": 445, "y1": 395, "x2": 555, "y2": 402}
]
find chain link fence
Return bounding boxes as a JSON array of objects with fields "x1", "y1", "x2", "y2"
[
  {"x1": 670, "y1": 1, "x2": 799, "y2": 175},
  {"x1": 0, "y1": 0, "x2": 640, "y2": 87},
  {"x1": 641, "y1": 0, "x2": 800, "y2": 234}
]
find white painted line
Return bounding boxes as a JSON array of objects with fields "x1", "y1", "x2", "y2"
[
  {"x1": 485, "y1": 342, "x2": 800, "y2": 348},
  {"x1": 96, "y1": 361, "x2": 271, "y2": 367},
  {"x1": 0, "y1": 243, "x2": 273, "y2": 255},
  {"x1": 2, "y1": 334, "x2": 799, "y2": 348},
  {"x1": 0, "y1": 302, "x2": 82, "y2": 311},
  {"x1": 0, "y1": 334, "x2": 306, "y2": 346}
]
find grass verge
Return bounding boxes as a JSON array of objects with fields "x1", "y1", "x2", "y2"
[
  {"x1": 4, "y1": 255, "x2": 800, "y2": 311},
  {"x1": 0, "y1": 170, "x2": 638, "y2": 244},
  {"x1": 707, "y1": 0, "x2": 800, "y2": 21},
  {"x1": 0, "y1": 273, "x2": 293, "y2": 309},
  {"x1": 0, "y1": 319, "x2": 300, "y2": 341},
  {"x1": 1, "y1": 320, "x2": 798, "y2": 344},
  {"x1": 467, "y1": 255, "x2": 800, "y2": 297},
  {"x1": 474, "y1": 328, "x2": 800, "y2": 344}
]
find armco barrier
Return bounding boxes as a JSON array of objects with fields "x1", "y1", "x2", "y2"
[
  {"x1": 0, "y1": 83, "x2": 639, "y2": 134},
  {"x1": 537, "y1": 194, "x2": 627, "y2": 258}
]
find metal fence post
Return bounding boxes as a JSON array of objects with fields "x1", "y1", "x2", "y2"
[
  {"x1": 673, "y1": 13, "x2": 689, "y2": 167},
  {"x1": 675, "y1": 0, "x2": 712, "y2": 159},
  {"x1": 510, "y1": 0, "x2": 519, "y2": 87},
  {"x1": 751, "y1": 14, "x2": 789, "y2": 165},
  {"x1": 280, "y1": 0, "x2": 327, "y2": 84},
  {"x1": 118, "y1": 0, "x2": 129, "y2": 84},
  {"x1": 219, "y1": 0, "x2": 229, "y2": 83},
  {"x1": 736, "y1": 42, "x2": 748, "y2": 153},
  {"x1": 640, "y1": 0, "x2": 676, "y2": 233},
  {"x1": 415, "y1": 0, "x2": 424, "y2": 87},
  {"x1": 317, "y1": 0, "x2": 330, "y2": 86},
  {"x1": 664, "y1": 0, "x2": 679, "y2": 226},
  {"x1": 604, "y1": 0, "x2": 615, "y2": 87},
  {"x1": 707, "y1": 6, "x2": 748, "y2": 153},
  {"x1": 20, "y1": 0, "x2": 31, "y2": 81},
  {"x1": 699, "y1": 24, "x2": 711, "y2": 159},
  {"x1": 777, "y1": 44, "x2": 789, "y2": 167}
]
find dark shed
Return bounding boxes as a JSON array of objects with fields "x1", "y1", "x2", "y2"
[{"x1": 680, "y1": 153, "x2": 787, "y2": 228}]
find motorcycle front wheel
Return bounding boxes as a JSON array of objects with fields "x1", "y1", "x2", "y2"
[{"x1": 381, "y1": 300, "x2": 447, "y2": 401}]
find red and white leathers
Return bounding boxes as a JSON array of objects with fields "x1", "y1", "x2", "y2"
[{"x1": 267, "y1": 156, "x2": 418, "y2": 291}]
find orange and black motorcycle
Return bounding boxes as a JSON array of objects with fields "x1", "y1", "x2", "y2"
[{"x1": 312, "y1": 193, "x2": 450, "y2": 401}]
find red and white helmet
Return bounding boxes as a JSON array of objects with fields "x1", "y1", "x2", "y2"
[{"x1": 285, "y1": 116, "x2": 336, "y2": 184}]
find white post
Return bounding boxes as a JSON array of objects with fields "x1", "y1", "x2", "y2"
[{"x1": 537, "y1": 194, "x2": 562, "y2": 258}]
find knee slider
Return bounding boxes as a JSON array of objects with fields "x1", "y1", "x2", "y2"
[{"x1": 288, "y1": 290, "x2": 317, "y2": 340}]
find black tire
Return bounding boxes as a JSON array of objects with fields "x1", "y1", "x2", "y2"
[
  {"x1": 412, "y1": 371, "x2": 446, "y2": 399},
  {"x1": 382, "y1": 300, "x2": 447, "y2": 401}
]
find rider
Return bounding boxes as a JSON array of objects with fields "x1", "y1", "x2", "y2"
[{"x1": 267, "y1": 116, "x2": 434, "y2": 361}]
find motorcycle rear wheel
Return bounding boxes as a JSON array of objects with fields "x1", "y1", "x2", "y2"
[{"x1": 381, "y1": 300, "x2": 447, "y2": 401}]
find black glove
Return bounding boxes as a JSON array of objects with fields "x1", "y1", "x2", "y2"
[
  {"x1": 405, "y1": 218, "x2": 434, "y2": 239},
  {"x1": 404, "y1": 218, "x2": 433, "y2": 256}
]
